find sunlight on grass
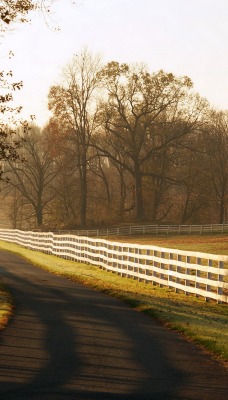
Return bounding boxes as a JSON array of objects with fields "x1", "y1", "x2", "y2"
[
  {"x1": 0, "y1": 239, "x2": 227, "y2": 362},
  {"x1": 0, "y1": 282, "x2": 13, "y2": 330},
  {"x1": 109, "y1": 234, "x2": 228, "y2": 256}
]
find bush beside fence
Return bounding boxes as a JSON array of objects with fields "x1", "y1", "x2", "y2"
[{"x1": 0, "y1": 229, "x2": 227, "y2": 304}]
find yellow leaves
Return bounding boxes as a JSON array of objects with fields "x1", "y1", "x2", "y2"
[
  {"x1": 0, "y1": 0, "x2": 35, "y2": 26},
  {"x1": 100, "y1": 61, "x2": 129, "y2": 81}
]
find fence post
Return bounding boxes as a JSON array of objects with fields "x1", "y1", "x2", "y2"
[
  {"x1": 217, "y1": 260, "x2": 224, "y2": 304},
  {"x1": 152, "y1": 250, "x2": 158, "y2": 285},
  {"x1": 168, "y1": 252, "x2": 174, "y2": 288},
  {"x1": 185, "y1": 255, "x2": 191, "y2": 295},
  {"x1": 145, "y1": 249, "x2": 151, "y2": 282},
  {"x1": 138, "y1": 248, "x2": 143, "y2": 281},
  {"x1": 206, "y1": 259, "x2": 212, "y2": 302},
  {"x1": 175, "y1": 254, "x2": 182, "y2": 293},
  {"x1": 195, "y1": 257, "x2": 201, "y2": 297},
  {"x1": 119, "y1": 245, "x2": 123, "y2": 276},
  {"x1": 128, "y1": 246, "x2": 133, "y2": 278},
  {"x1": 160, "y1": 251, "x2": 165, "y2": 287},
  {"x1": 133, "y1": 247, "x2": 139, "y2": 280}
]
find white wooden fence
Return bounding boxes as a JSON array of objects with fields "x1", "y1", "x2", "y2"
[
  {"x1": 54, "y1": 223, "x2": 228, "y2": 237},
  {"x1": 0, "y1": 229, "x2": 227, "y2": 304}
]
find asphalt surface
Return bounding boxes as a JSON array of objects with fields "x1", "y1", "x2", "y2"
[{"x1": 0, "y1": 250, "x2": 227, "y2": 400}]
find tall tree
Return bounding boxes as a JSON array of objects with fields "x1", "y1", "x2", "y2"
[
  {"x1": 44, "y1": 119, "x2": 81, "y2": 228},
  {"x1": 96, "y1": 62, "x2": 207, "y2": 221},
  {"x1": 48, "y1": 49, "x2": 102, "y2": 227}
]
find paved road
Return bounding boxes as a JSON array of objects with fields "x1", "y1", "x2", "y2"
[{"x1": 0, "y1": 250, "x2": 227, "y2": 400}]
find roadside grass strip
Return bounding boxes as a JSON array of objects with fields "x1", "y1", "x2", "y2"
[
  {"x1": 0, "y1": 282, "x2": 13, "y2": 330},
  {"x1": 0, "y1": 239, "x2": 227, "y2": 363}
]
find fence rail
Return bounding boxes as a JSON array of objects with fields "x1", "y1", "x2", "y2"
[
  {"x1": 0, "y1": 229, "x2": 227, "y2": 304},
  {"x1": 53, "y1": 223, "x2": 228, "y2": 237}
]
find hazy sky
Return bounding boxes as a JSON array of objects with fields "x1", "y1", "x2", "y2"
[{"x1": 1, "y1": 0, "x2": 228, "y2": 126}]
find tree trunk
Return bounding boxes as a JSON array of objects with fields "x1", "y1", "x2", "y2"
[
  {"x1": 219, "y1": 198, "x2": 225, "y2": 224},
  {"x1": 134, "y1": 163, "x2": 144, "y2": 221},
  {"x1": 36, "y1": 203, "x2": 43, "y2": 227},
  {"x1": 80, "y1": 151, "x2": 87, "y2": 227}
]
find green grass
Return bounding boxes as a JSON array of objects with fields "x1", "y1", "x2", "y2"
[{"x1": 0, "y1": 238, "x2": 227, "y2": 363}]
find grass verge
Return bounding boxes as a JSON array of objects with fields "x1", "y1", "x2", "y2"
[
  {"x1": 0, "y1": 239, "x2": 227, "y2": 364},
  {"x1": 0, "y1": 281, "x2": 13, "y2": 330}
]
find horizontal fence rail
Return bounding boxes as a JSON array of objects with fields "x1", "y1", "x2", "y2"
[
  {"x1": 0, "y1": 229, "x2": 227, "y2": 304},
  {"x1": 52, "y1": 223, "x2": 228, "y2": 237}
]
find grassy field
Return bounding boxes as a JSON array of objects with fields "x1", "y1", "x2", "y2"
[
  {"x1": 108, "y1": 234, "x2": 228, "y2": 255},
  {"x1": 0, "y1": 236, "x2": 227, "y2": 364}
]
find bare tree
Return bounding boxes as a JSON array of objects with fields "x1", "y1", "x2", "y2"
[
  {"x1": 95, "y1": 62, "x2": 208, "y2": 222},
  {"x1": 44, "y1": 118, "x2": 81, "y2": 227},
  {"x1": 48, "y1": 48, "x2": 102, "y2": 227},
  {"x1": 3, "y1": 125, "x2": 57, "y2": 227}
]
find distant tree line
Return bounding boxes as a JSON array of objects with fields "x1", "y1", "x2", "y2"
[{"x1": 1, "y1": 49, "x2": 228, "y2": 229}]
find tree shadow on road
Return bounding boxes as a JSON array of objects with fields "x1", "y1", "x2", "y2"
[{"x1": 0, "y1": 252, "x2": 227, "y2": 400}]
